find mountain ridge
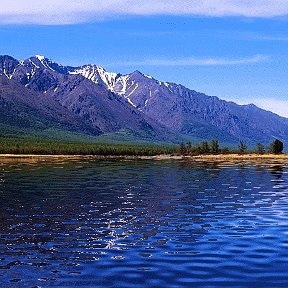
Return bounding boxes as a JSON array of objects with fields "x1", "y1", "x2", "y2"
[{"x1": 0, "y1": 54, "x2": 287, "y2": 147}]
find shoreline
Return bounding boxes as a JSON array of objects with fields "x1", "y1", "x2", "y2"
[{"x1": 0, "y1": 153, "x2": 288, "y2": 162}]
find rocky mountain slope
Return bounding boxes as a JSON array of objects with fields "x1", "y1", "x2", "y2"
[
  {"x1": 0, "y1": 74, "x2": 100, "y2": 136},
  {"x1": 0, "y1": 55, "x2": 170, "y2": 142},
  {"x1": 66, "y1": 59, "x2": 288, "y2": 145},
  {"x1": 0, "y1": 54, "x2": 288, "y2": 146},
  {"x1": 109, "y1": 71, "x2": 288, "y2": 145}
]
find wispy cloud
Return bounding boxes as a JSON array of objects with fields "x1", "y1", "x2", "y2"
[
  {"x1": 259, "y1": 36, "x2": 288, "y2": 41},
  {"x1": 251, "y1": 98, "x2": 288, "y2": 118},
  {"x1": 1, "y1": 1, "x2": 288, "y2": 25},
  {"x1": 111, "y1": 55, "x2": 269, "y2": 67},
  {"x1": 227, "y1": 97, "x2": 288, "y2": 118}
]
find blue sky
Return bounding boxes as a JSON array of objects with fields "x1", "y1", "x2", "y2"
[{"x1": 0, "y1": 1, "x2": 288, "y2": 116}]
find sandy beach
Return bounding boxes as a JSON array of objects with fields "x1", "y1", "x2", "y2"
[{"x1": 0, "y1": 153, "x2": 288, "y2": 162}]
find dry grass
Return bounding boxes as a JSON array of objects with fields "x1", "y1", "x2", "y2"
[
  {"x1": 189, "y1": 153, "x2": 288, "y2": 160},
  {"x1": 151, "y1": 154, "x2": 288, "y2": 164},
  {"x1": 0, "y1": 153, "x2": 288, "y2": 161}
]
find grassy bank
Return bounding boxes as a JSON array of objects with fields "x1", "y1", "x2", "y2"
[
  {"x1": 1, "y1": 137, "x2": 287, "y2": 161},
  {"x1": 0, "y1": 137, "x2": 177, "y2": 156}
]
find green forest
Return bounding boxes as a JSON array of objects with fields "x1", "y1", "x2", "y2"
[
  {"x1": 179, "y1": 139, "x2": 284, "y2": 155},
  {"x1": 0, "y1": 137, "x2": 284, "y2": 156},
  {"x1": 0, "y1": 137, "x2": 177, "y2": 156}
]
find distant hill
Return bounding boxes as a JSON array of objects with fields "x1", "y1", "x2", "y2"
[{"x1": 0, "y1": 54, "x2": 288, "y2": 147}]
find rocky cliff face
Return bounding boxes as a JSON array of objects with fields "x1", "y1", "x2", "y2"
[{"x1": 1, "y1": 54, "x2": 288, "y2": 145}]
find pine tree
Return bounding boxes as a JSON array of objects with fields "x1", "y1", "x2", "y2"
[
  {"x1": 269, "y1": 139, "x2": 284, "y2": 154},
  {"x1": 238, "y1": 141, "x2": 247, "y2": 154},
  {"x1": 199, "y1": 141, "x2": 210, "y2": 154},
  {"x1": 255, "y1": 143, "x2": 265, "y2": 154},
  {"x1": 210, "y1": 139, "x2": 219, "y2": 154}
]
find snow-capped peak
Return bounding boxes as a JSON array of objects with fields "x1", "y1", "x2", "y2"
[
  {"x1": 31, "y1": 55, "x2": 56, "y2": 71},
  {"x1": 35, "y1": 55, "x2": 45, "y2": 61},
  {"x1": 69, "y1": 64, "x2": 120, "y2": 90},
  {"x1": 95, "y1": 65, "x2": 119, "y2": 89}
]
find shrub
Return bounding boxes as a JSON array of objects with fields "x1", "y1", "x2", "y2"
[
  {"x1": 269, "y1": 139, "x2": 284, "y2": 154},
  {"x1": 255, "y1": 143, "x2": 265, "y2": 154}
]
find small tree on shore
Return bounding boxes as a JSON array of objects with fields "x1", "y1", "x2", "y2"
[
  {"x1": 179, "y1": 142, "x2": 187, "y2": 155},
  {"x1": 255, "y1": 143, "x2": 265, "y2": 154},
  {"x1": 269, "y1": 139, "x2": 284, "y2": 154},
  {"x1": 221, "y1": 147, "x2": 230, "y2": 154},
  {"x1": 238, "y1": 141, "x2": 247, "y2": 154},
  {"x1": 199, "y1": 141, "x2": 210, "y2": 154},
  {"x1": 186, "y1": 142, "x2": 192, "y2": 154},
  {"x1": 210, "y1": 139, "x2": 219, "y2": 154}
]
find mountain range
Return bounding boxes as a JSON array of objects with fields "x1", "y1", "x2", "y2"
[{"x1": 0, "y1": 54, "x2": 288, "y2": 147}]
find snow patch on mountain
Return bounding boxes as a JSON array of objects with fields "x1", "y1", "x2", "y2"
[
  {"x1": 69, "y1": 65, "x2": 119, "y2": 90},
  {"x1": 128, "y1": 83, "x2": 139, "y2": 97},
  {"x1": 29, "y1": 59, "x2": 40, "y2": 69},
  {"x1": 35, "y1": 55, "x2": 57, "y2": 71},
  {"x1": 53, "y1": 62, "x2": 140, "y2": 109},
  {"x1": 115, "y1": 75, "x2": 130, "y2": 95},
  {"x1": 96, "y1": 66, "x2": 119, "y2": 89},
  {"x1": 35, "y1": 55, "x2": 45, "y2": 61},
  {"x1": 144, "y1": 74, "x2": 153, "y2": 79}
]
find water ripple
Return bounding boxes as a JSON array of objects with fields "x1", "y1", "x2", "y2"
[{"x1": 0, "y1": 159, "x2": 288, "y2": 287}]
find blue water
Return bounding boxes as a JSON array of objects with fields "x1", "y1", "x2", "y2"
[{"x1": 0, "y1": 158, "x2": 288, "y2": 287}]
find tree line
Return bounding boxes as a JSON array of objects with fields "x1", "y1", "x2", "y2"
[
  {"x1": 0, "y1": 136, "x2": 285, "y2": 156},
  {"x1": 179, "y1": 139, "x2": 284, "y2": 155},
  {"x1": 0, "y1": 137, "x2": 177, "y2": 156}
]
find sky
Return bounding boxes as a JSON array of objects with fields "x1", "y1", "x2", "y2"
[{"x1": 0, "y1": 0, "x2": 288, "y2": 117}]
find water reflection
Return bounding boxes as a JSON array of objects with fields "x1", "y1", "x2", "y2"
[
  {"x1": 268, "y1": 164, "x2": 288, "y2": 192},
  {"x1": 0, "y1": 159, "x2": 288, "y2": 287},
  {"x1": 270, "y1": 164, "x2": 284, "y2": 176}
]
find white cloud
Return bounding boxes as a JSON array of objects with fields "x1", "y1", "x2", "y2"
[
  {"x1": 1, "y1": 0, "x2": 288, "y2": 25},
  {"x1": 111, "y1": 54, "x2": 268, "y2": 67},
  {"x1": 252, "y1": 98, "x2": 288, "y2": 118},
  {"x1": 227, "y1": 97, "x2": 288, "y2": 118}
]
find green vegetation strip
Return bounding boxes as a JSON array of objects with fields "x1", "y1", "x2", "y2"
[{"x1": 0, "y1": 138, "x2": 177, "y2": 156}]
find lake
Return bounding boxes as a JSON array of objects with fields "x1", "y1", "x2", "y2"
[{"x1": 0, "y1": 158, "x2": 288, "y2": 288}]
